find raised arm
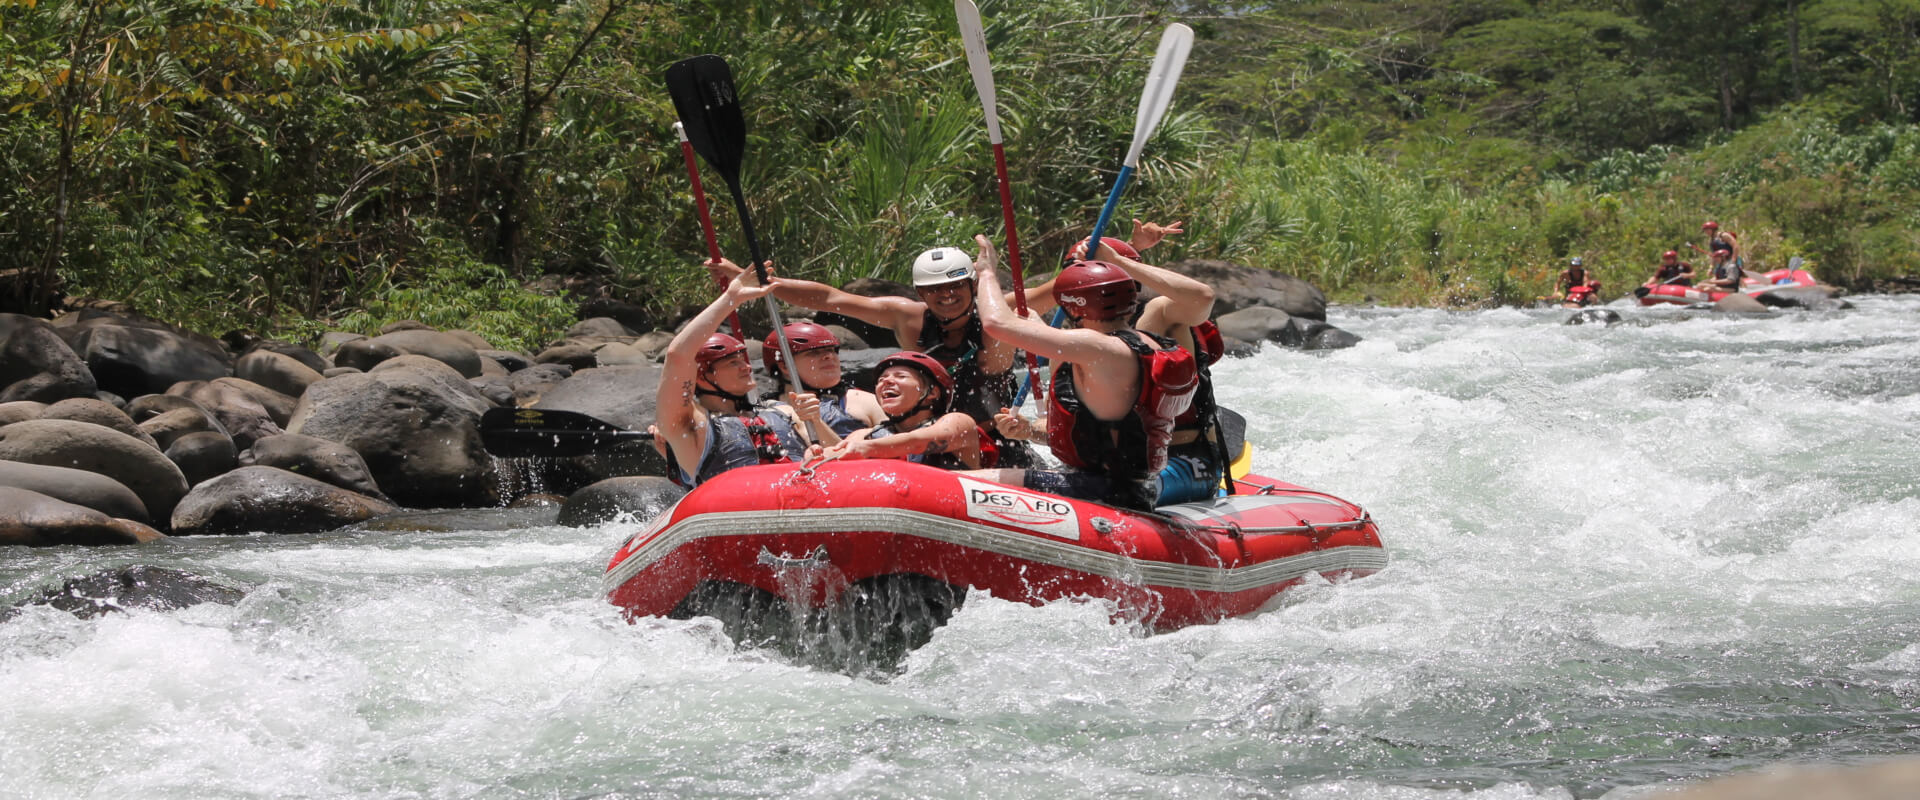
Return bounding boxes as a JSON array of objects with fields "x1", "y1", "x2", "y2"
[
  {"x1": 975, "y1": 235, "x2": 1132, "y2": 365},
  {"x1": 655, "y1": 271, "x2": 770, "y2": 464},
  {"x1": 706, "y1": 257, "x2": 923, "y2": 331},
  {"x1": 1091, "y1": 240, "x2": 1214, "y2": 329}
]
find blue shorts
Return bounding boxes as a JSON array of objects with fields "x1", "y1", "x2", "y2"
[{"x1": 1156, "y1": 452, "x2": 1221, "y2": 506}]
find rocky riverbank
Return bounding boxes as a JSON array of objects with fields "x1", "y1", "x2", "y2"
[{"x1": 0, "y1": 261, "x2": 1360, "y2": 546}]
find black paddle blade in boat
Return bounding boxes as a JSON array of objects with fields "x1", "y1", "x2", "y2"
[
  {"x1": 479, "y1": 407, "x2": 652, "y2": 458},
  {"x1": 664, "y1": 55, "x2": 747, "y2": 181}
]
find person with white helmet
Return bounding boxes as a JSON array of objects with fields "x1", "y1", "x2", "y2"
[
  {"x1": 1557, "y1": 256, "x2": 1600, "y2": 307},
  {"x1": 706, "y1": 245, "x2": 1052, "y2": 467}
]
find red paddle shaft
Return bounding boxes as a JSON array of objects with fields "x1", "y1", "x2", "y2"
[
  {"x1": 676, "y1": 123, "x2": 744, "y2": 337},
  {"x1": 991, "y1": 142, "x2": 1041, "y2": 401}
]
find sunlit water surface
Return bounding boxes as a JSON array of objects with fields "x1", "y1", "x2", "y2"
[{"x1": 6, "y1": 297, "x2": 1920, "y2": 799}]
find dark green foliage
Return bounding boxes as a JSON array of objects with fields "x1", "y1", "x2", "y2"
[{"x1": 1, "y1": 0, "x2": 1918, "y2": 334}]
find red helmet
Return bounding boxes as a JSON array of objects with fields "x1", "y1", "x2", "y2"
[
  {"x1": 1702, "y1": 221, "x2": 1719, "y2": 230},
  {"x1": 1064, "y1": 236, "x2": 1141, "y2": 264},
  {"x1": 1663, "y1": 250, "x2": 1679, "y2": 260},
  {"x1": 1053, "y1": 260, "x2": 1139, "y2": 321},
  {"x1": 761, "y1": 321, "x2": 840, "y2": 376},
  {"x1": 694, "y1": 333, "x2": 747, "y2": 372},
  {"x1": 874, "y1": 351, "x2": 954, "y2": 410}
]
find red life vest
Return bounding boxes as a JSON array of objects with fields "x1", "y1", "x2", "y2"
[
  {"x1": 1174, "y1": 320, "x2": 1223, "y2": 429},
  {"x1": 1045, "y1": 329, "x2": 1198, "y2": 476}
]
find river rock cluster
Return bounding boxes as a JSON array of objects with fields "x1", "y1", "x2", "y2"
[{"x1": 0, "y1": 261, "x2": 1352, "y2": 547}]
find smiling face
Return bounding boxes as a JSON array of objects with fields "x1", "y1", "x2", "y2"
[
  {"x1": 874, "y1": 365, "x2": 935, "y2": 417},
  {"x1": 700, "y1": 352, "x2": 756, "y2": 396},
  {"x1": 915, "y1": 278, "x2": 976, "y2": 322}
]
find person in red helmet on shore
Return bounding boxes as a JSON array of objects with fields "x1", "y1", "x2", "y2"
[
  {"x1": 652, "y1": 266, "x2": 810, "y2": 487},
  {"x1": 964, "y1": 234, "x2": 1199, "y2": 510},
  {"x1": 805, "y1": 351, "x2": 985, "y2": 470},
  {"x1": 760, "y1": 321, "x2": 884, "y2": 443},
  {"x1": 1646, "y1": 250, "x2": 1694, "y2": 288}
]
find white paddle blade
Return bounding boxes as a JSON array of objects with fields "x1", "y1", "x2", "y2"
[
  {"x1": 1124, "y1": 22, "x2": 1194, "y2": 168},
  {"x1": 955, "y1": 0, "x2": 1003, "y2": 144}
]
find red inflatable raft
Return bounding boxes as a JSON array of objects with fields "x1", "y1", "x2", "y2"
[
  {"x1": 1637, "y1": 267, "x2": 1818, "y2": 306},
  {"x1": 602, "y1": 461, "x2": 1386, "y2": 633}
]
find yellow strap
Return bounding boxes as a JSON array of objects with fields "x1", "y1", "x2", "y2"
[{"x1": 1227, "y1": 442, "x2": 1252, "y2": 481}]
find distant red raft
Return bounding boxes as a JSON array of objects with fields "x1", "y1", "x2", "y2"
[
  {"x1": 1637, "y1": 267, "x2": 1819, "y2": 306},
  {"x1": 602, "y1": 460, "x2": 1386, "y2": 632}
]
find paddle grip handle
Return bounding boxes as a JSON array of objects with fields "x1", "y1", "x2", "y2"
[{"x1": 1083, "y1": 164, "x2": 1136, "y2": 261}]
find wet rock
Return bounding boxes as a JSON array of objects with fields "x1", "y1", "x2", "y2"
[
  {"x1": 469, "y1": 375, "x2": 515, "y2": 407},
  {"x1": 234, "y1": 348, "x2": 324, "y2": 399},
  {"x1": 0, "y1": 400, "x2": 45, "y2": 426},
  {"x1": 1754, "y1": 285, "x2": 1853, "y2": 311},
  {"x1": 241, "y1": 432, "x2": 389, "y2": 502},
  {"x1": 139, "y1": 406, "x2": 229, "y2": 451},
  {"x1": 40, "y1": 397, "x2": 157, "y2": 448},
  {"x1": 0, "y1": 313, "x2": 98, "y2": 403},
  {"x1": 559, "y1": 476, "x2": 688, "y2": 526},
  {"x1": 592, "y1": 341, "x2": 651, "y2": 366},
  {"x1": 508, "y1": 363, "x2": 575, "y2": 407},
  {"x1": 444, "y1": 329, "x2": 493, "y2": 351},
  {"x1": 1565, "y1": 308, "x2": 1623, "y2": 326},
  {"x1": 477, "y1": 350, "x2": 533, "y2": 373},
  {"x1": 319, "y1": 332, "x2": 366, "y2": 357},
  {"x1": 1714, "y1": 293, "x2": 1770, "y2": 313},
  {"x1": 533, "y1": 341, "x2": 597, "y2": 371},
  {"x1": 633, "y1": 331, "x2": 674, "y2": 360},
  {"x1": 1166, "y1": 259, "x2": 1328, "y2": 321},
  {"x1": 0, "y1": 486, "x2": 164, "y2": 547},
  {"x1": 5, "y1": 566, "x2": 241, "y2": 622},
  {"x1": 335, "y1": 330, "x2": 484, "y2": 378},
  {"x1": 165, "y1": 378, "x2": 289, "y2": 450},
  {"x1": 59, "y1": 318, "x2": 232, "y2": 398},
  {"x1": 0, "y1": 418, "x2": 189, "y2": 524},
  {"x1": 568, "y1": 317, "x2": 635, "y2": 339},
  {"x1": 0, "y1": 460, "x2": 148, "y2": 523},
  {"x1": 165, "y1": 430, "x2": 239, "y2": 486},
  {"x1": 170, "y1": 465, "x2": 397, "y2": 535},
  {"x1": 1213, "y1": 306, "x2": 1293, "y2": 344},
  {"x1": 246, "y1": 340, "x2": 329, "y2": 373},
  {"x1": 1300, "y1": 324, "x2": 1363, "y2": 351},
  {"x1": 287, "y1": 357, "x2": 497, "y2": 508}
]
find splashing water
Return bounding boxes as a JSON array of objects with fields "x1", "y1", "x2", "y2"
[{"x1": 4, "y1": 297, "x2": 1920, "y2": 799}]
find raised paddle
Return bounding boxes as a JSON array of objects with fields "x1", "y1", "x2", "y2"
[
  {"x1": 664, "y1": 55, "x2": 798, "y2": 376},
  {"x1": 675, "y1": 120, "x2": 744, "y2": 338},
  {"x1": 956, "y1": 0, "x2": 1042, "y2": 401},
  {"x1": 479, "y1": 408, "x2": 652, "y2": 458},
  {"x1": 1011, "y1": 22, "x2": 1195, "y2": 408}
]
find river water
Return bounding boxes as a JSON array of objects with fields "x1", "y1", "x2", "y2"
[{"x1": 4, "y1": 297, "x2": 1919, "y2": 799}]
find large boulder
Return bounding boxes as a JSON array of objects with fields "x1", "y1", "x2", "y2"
[
  {"x1": 334, "y1": 330, "x2": 484, "y2": 378},
  {"x1": 524, "y1": 363, "x2": 670, "y2": 481},
  {"x1": 508, "y1": 363, "x2": 575, "y2": 407},
  {"x1": 139, "y1": 406, "x2": 230, "y2": 451},
  {"x1": 4, "y1": 566, "x2": 245, "y2": 620},
  {"x1": 558, "y1": 476, "x2": 687, "y2": 526},
  {"x1": 567, "y1": 317, "x2": 635, "y2": 339},
  {"x1": 235, "y1": 348, "x2": 325, "y2": 399},
  {"x1": 1212, "y1": 306, "x2": 1294, "y2": 345},
  {"x1": 287, "y1": 356, "x2": 498, "y2": 508},
  {"x1": 58, "y1": 318, "x2": 232, "y2": 398},
  {"x1": 164, "y1": 379, "x2": 287, "y2": 450},
  {"x1": 0, "y1": 460, "x2": 148, "y2": 522},
  {"x1": 0, "y1": 487, "x2": 164, "y2": 547},
  {"x1": 0, "y1": 400, "x2": 44, "y2": 426},
  {"x1": 1754, "y1": 285, "x2": 1853, "y2": 311},
  {"x1": 1165, "y1": 259, "x2": 1328, "y2": 321},
  {"x1": 39, "y1": 397, "x2": 157, "y2": 448},
  {"x1": 0, "y1": 313, "x2": 98, "y2": 403},
  {"x1": 241, "y1": 432, "x2": 389, "y2": 502},
  {"x1": 1714, "y1": 293, "x2": 1770, "y2": 313},
  {"x1": 0, "y1": 418, "x2": 190, "y2": 524},
  {"x1": 171, "y1": 465, "x2": 397, "y2": 535},
  {"x1": 165, "y1": 431, "x2": 239, "y2": 487}
]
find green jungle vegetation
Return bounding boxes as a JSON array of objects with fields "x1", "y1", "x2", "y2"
[{"x1": 4, "y1": 0, "x2": 1918, "y2": 349}]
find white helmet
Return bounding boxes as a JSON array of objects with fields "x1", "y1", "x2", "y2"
[{"x1": 911, "y1": 247, "x2": 976, "y2": 287}]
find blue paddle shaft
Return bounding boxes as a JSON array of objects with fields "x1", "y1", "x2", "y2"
[{"x1": 1011, "y1": 164, "x2": 1140, "y2": 410}]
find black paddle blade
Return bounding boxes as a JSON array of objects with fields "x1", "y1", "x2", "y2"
[
  {"x1": 1216, "y1": 407, "x2": 1247, "y2": 465},
  {"x1": 665, "y1": 55, "x2": 747, "y2": 181},
  {"x1": 479, "y1": 407, "x2": 652, "y2": 458}
]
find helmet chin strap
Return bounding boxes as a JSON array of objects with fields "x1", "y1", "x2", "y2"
[
  {"x1": 695, "y1": 371, "x2": 751, "y2": 412},
  {"x1": 883, "y1": 386, "x2": 939, "y2": 429}
]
